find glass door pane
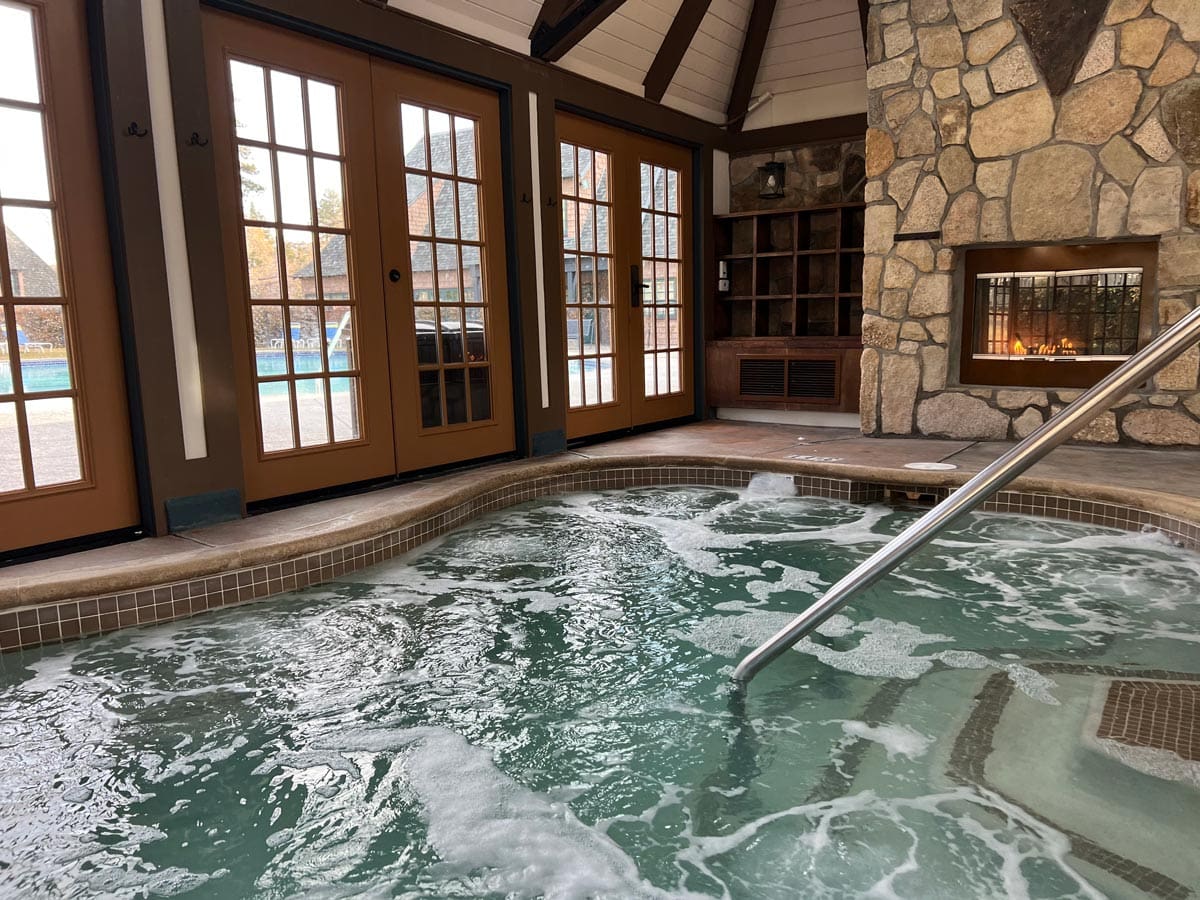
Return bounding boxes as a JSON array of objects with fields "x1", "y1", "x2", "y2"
[
  {"x1": 370, "y1": 58, "x2": 514, "y2": 474},
  {"x1": 561, "y1": 141, "x2": 616, "y2": 410},
  {"x1": 640, "y1": 162, "x2": 684, "y2": 397},
  {"x1": 0, "y1": 1, "x2": 85, "y2": 496},
  {"x1": 204, "y1": 9, "x2": 396, "y2": 502},
  {"x1": 398, "y1": 102, "x2": 495, "y2": 429},
  {"x1": 0, "y1": 0, "x2": 138, "y2": 551},
  {"x1": 229, "y1": 58, "x2": 365, "y2": 456}
]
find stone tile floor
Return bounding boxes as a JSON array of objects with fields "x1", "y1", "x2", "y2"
[
  {"x1": 576, "y1": 421, "x2": 1200, "y2": 499},
  {"x1": 4, "y1": 419, "x2": 1200, "y2": 596}
]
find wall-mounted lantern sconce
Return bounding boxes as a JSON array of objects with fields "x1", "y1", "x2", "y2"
[{"x1": 757, "y1": 161, "x2": 786, "y2": 199}]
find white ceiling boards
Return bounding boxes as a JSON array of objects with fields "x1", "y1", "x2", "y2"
[{"x1": 388, "y1": 0, "x2": 868, "y2": 128}]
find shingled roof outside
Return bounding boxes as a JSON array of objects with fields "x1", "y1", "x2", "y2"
[
  {"x1": 297, "y1": 127, "x2": 476, "y2": 280},
  {"x1": 5, "y1": 227, "x2": 58, "y2": 298}
]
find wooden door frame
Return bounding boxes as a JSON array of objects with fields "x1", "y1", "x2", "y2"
[
  {"x1": 555, "y1": 113, "x2": 633, "y2": 439},
  {"x1": 555, "y1": 112, "x2": 697, "y2": 440},
  {"x1": 371, "y1": 60, "x2": 516, "y2": 473},
  {"x1": 0, "y1": 0, "x2": 139, "y2": 552},
  {"x1": 165, "y1": 0, "x2": 717, "y2": 502},
  {"x1": 203, "y1": 9, "x2": 398, "y2": 502},
  {"x1": 627, "y1": 133, "x2": 694, "y2": 428}
]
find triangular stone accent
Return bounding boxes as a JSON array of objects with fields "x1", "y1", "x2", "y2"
[{"x1": 1010, "y1": 0, "x2": 1109, "y2": 96}]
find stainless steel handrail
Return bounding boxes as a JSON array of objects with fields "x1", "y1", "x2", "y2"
[{"x1": 732, "y1": 304, "x2": 1200, "y2": 686}]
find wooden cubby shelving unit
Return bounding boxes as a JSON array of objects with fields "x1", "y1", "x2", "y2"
[{"x1": 708, "y1": 201, "x2": 865, "y2": 413}]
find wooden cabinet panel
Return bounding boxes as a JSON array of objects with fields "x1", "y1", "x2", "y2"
[{"x1": 706, "y1": 341, "x2": 862, "y2": 413}]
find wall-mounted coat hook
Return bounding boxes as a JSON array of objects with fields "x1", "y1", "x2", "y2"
[
  {"x1": 521, "y1": 192, "x2": 532, "y2": 204},
  {"x1": 187, "y1": 132, "x2": 209, "y2": 147},
  {"x1": 126, "y1": 121, "x2": 149, "y2": 138}
]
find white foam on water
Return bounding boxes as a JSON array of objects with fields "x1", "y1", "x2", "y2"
[
  {"x1": 745, "y1": 560, "x2": 826, "y2": 602},
  {"x1": 154, "y1": 735, "x2": 249, "y2": 782},
  {"x1": 675, "y1": 786, "x2": 1105, "y2": 900},
  {"x1": 1001, "y1": 664, "x2": 1061, "y2": 705},
  {"x1": 1147, "y1": 623, "x2": 1200, "y2": 644},
  {"x1": 1095, "y1": 737, "x2": 1200, "y2": 788},
  {"x1": 398, "y1": 726, "x2": 706, "y2": 899},
  {"x1": 801, "y1": 617, "x2": 943, "y2": 680},
  {"x1": 82, "y1": 865, "x2": 228, "y2": 897},
  {"x1": 672, "y1": 611, "x2": 798, "y2": 658},
  {"x1": 528, "y1": 488, "x2": 893, "y2": 581},
  {"x1": 675, "y1": 613, "x2": 1062, "y2": 703},
  {"x1": 524, "y1": 594, "x2": 578, "y2": 613},
  {"x1": 595, "y1": 783, "x2": 689, "y2": 831},
  {"x1": 14, "y1": 645, "x2": 85, "y2": 694},
  {"x1": 836, "y1": 720, "x2": 933, "y2": 760},
  {"x1": 741, "y1": 472, "x2": 796, "y2": 498}
]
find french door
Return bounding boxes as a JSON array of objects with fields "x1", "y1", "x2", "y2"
[
  {"x1": 204, "y1": 12, "x2": 513, "y2": 502},
  {"x1": 0, "y1": 0, "x2": 138, "y2": 551},
  {"x1": 372, "y1": 63, "x2": 514, "y2": 472},
  {"x1": 556, "y1": 114, "x2": 693, "y2": 439}
]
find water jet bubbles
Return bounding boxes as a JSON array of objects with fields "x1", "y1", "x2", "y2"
[{"x1": 1, "y1": 486, "x2": 1197, "y2": 897}]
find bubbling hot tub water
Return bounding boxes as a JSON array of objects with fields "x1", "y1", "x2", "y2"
[{"x1": 0, "y1": 485, "x2": 1197, "y2": 898}]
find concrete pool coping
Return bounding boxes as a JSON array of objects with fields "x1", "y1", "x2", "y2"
[{"x1": 2, "y1": 421, "x2": 1200, "y2": 651}]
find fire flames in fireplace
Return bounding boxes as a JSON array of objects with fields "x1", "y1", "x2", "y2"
[
  {"x1": 1012, "y1": 335, "x2": 1080, "y2": 357},
  {"x1": 974, "y1": 266, "x2": 1143, "y2": 362}
]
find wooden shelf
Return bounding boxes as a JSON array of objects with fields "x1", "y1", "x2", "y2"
[
  {"x1": 709, "y1": 336, "x2": 863, "y2": 349},
  {"x1": 712, "y1": 202, "x2": 866, "y2": 341}
]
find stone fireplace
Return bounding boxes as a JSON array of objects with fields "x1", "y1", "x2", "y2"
[{"x1": 860, "y1": 0, "x2": 1200, "y2": 445}]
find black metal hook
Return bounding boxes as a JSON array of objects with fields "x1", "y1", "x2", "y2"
[
  {"x1": 187, "y1": 132, "x2": 209, "y2": 147},
  {"x1": 125, "y1": 121, "x2": 149, "y2": 138}
]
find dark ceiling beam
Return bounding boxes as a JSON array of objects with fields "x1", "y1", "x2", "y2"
[
  {"x1": 530, "y1": 0, "x2": 629, "y2": 62},
  {"x1": 724, "y1": 0, "x2": 777, "y2": 133},
  {"x1": 528, "y1": 0, "x2": 576, "y2": 38},
  {"x1": 722, "y1": 113, "x2": 868, "y2": 153},
  {"x1": 642, "y1": 0, "x2": 713, "y2": 102}
]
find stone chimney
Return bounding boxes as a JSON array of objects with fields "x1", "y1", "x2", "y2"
[{"x1": 860, "y1": 0, "x2": 1200, "y2": 445}]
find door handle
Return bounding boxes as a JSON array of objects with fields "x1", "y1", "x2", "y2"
[
  {"x1": 630, "y1": 265, "x2": 648, "y2": 308},
  {"x1": 388, "y1": 268, "x2": 402, "y2": 283}
]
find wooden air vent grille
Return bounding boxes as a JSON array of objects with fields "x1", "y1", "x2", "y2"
[
  {"x1": 738, "y1": 358, "x2": 786, "y2": 397},
  {"x1": 788, "y1": 359, "x2": 838, "y2": 400},
  {"x1": 738, "y1": 357, "x2": 839, "y2": 400}
]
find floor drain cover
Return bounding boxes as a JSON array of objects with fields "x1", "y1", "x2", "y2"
[{"x1": 904, "y1": 462, "x2": 958, "y2": 471}]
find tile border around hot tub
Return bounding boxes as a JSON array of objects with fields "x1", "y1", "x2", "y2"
[{"x1": 2, "y1": 463, "x2": 1198, "y2": 654}]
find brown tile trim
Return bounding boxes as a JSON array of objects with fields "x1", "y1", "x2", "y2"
[
  {"x1": 1096, "y1": 680, "x2": 1200, "y2": 762},
  {"x1": 801, "y1": 479, "x2": 1200, "y2": 550},
  {"x1": 949, "y1": 666, "x2": 1196, "y2": 900},
  {"x1": 2, "y1": 466, "x2": 1197, "y2": 654}
]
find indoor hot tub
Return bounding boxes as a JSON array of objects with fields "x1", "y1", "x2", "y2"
[{"x1": 1, "y1": 479, "x2": 1197, "y2": 898}]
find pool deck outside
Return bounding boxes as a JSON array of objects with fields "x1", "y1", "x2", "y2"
[{"x1": 3, "y1": 419, "x2": 1200, "y2": 616}]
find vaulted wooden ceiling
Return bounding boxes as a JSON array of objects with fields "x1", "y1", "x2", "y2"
[{"x1": 389, "y1": 0, "x2": 869, "y2": 130}]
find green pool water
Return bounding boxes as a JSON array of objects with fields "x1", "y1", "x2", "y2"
[{"x1": 1, "y1": 482, "x2": 1198, "y2": 899}]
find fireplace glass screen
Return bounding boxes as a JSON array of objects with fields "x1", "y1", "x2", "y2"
[{"x1": 973, "y1": 268, "x2": 1142, "y2": 361}]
